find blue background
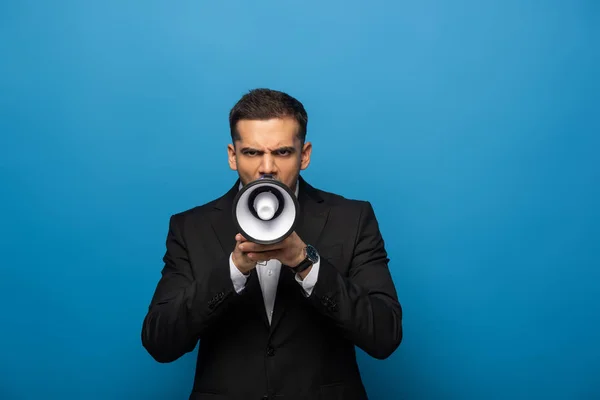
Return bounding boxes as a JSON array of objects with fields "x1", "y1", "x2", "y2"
[{"x1": 1, "y1": 1, "x2": 599, "y2": 399}]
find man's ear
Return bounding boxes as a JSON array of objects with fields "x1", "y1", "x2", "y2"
[
  {"x1": 300, "y1": 141, "x2": 312, "y2": 170},
  {"x1": 227, "y1": 143, "x2": 237, "y2": 171}
]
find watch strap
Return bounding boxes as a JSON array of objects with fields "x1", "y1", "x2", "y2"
[
  {"x1": 291, "y1": 245, "x2": 318, "y2": 274},
  {"x1": 291, "y1": 257, "x2": 313, "y2": 274}
]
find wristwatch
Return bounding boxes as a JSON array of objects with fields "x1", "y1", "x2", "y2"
[{"x1": 291, "y1": 244, "x2": 319, "y2": 274}]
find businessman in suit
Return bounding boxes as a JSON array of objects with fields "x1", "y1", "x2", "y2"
[{"x1": 141, "y1": 88, "x2": 403, "y2": 399}]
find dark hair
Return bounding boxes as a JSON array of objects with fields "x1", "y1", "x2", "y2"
[{"x1": 229, "y1": 88, "x2": 308, "y2": 144}]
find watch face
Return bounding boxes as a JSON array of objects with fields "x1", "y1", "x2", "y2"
[{"x1": 306, "y1": 245, "x2": 319, "y2": 263}]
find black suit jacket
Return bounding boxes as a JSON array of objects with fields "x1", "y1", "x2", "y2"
[{"x1": 141, "y1": 176, "x2": 403, "y2": 400}]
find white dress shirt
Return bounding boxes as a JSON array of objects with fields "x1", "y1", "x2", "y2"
[{"x1": 229, "y1": 181, "x2": 320, "y2": 324}]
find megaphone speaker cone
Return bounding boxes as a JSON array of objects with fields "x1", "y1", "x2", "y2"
[{"x1": 254, "y1": 191, "x2": 279, "y2": 220}]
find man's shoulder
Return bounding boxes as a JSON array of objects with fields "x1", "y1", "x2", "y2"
[
  {"x1": 172, "y1": 203, "x2": 212, "y2": 220},
  {"x1": 178, "y1": 198, "x2": 222, "y2": 217},
  {"x1": 309, "y1": 183, "x2": 372, "y2": 212},
  {"x1": 168, "y1": 188, "x2": 232, "y2": 223}
]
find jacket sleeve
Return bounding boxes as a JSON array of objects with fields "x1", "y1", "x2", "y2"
[
  {"x1": 141, "y1": 214, "x2": 242, "y2": 363},
  {"x1": 306, "y1": 201, "x2": 403, "y2": 360}
]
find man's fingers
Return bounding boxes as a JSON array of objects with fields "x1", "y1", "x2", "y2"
[
  {"x1": 239, "y1": 242, "x2": 282, "y2": 252},
  {"x1": 247, "y1": 250, "x2": 279, "y2": 262}
]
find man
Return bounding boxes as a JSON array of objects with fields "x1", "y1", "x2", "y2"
[{"x1": 141, "y1": 88, "x2": 403, "y2": 400}]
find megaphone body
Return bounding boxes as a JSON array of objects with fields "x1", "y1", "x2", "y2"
[{"x1": 232, "y1": 174, "x2": 299, "y2": 245}]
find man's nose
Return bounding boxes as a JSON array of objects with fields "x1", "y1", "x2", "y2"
[{"x1": 259, "y1": 155, "x2": 276, "y2": 175}]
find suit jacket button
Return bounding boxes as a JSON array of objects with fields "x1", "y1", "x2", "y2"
[{"x1": 266, "y1": 346, "x2": 275, "y2": 357}]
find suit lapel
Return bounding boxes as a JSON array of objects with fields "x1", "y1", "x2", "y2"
[
  {"x1": 295, "y1": 176, "x2": 331, "y2": 246},
  {"x1": 207, "y1": 179, "x2": 239, "y2": 256},
  {"x1": 269, "y1": 176, "x2": 331, "y2": 334}
]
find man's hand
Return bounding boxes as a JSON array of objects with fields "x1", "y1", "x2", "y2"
[
  {"x1": 235, "y1": 232, "x2": 307, "y2": 270},
  {"x1": 231, "y1": 234, "x2": 259, "y2": 275}
]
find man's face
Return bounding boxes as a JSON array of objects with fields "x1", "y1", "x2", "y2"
[{"x1": 227, "y1": 117, "x2": 312, "y2": 191}]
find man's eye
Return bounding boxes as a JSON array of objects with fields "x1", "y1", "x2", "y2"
[
  {"x1": 245, "y1": 151, "x2": 258, "y2": 156},
  {"x1": 276, "y1": 149, "x2": 291, "y2": 155}
]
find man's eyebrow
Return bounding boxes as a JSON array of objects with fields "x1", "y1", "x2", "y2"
[
  {"x1": 273, "y1": 146, "x2": 296, "y2": 153},
  {"x1": 239, "y1": 146, "x2": 296, "y2": 153}
]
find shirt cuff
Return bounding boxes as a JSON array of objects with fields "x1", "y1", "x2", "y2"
[
  {"x1": 229, "y1": 253, "x2": 249, "y2": 293},
  {"x1": 294, "y1": 257, "x2": 320, "y2": 296}
]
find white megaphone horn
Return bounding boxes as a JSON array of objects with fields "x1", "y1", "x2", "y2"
[{"x1": 232, "y1": 174, "x2": 299, "y2": 245}]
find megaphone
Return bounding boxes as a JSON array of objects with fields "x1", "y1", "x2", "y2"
[{"x1": 232, "y1": 174, "x2": 299, "y2": 245}]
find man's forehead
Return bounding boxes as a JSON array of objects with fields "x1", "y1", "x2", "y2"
[
  {"x1": 236, "y1": 132, "x2": 299, "y2": 148},
  {"x1": 239, "y1": 140, "x2": 296, "y2": 150}
]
